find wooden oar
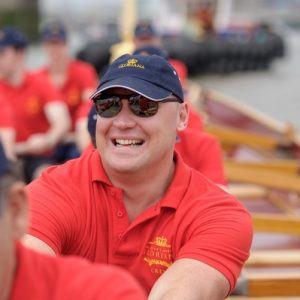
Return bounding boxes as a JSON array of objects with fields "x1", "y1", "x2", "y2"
[
  {"x1": 233, "y1": 271, "x2": 300, "y2": 297},
  {"x1": 246, "y1": 249, "x2": 300, "y2": 266},
  {"x1": 225, "y1": 162, "x2": 300, "y2": 192},
  {"x1": 252, "y1": 213, "x2": 300, "y2": 235}
]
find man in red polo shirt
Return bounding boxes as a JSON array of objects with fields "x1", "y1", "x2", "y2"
[
  {"x1": 0, "y1": 26, "x2": 70, "y2": 182},
  {"x1": 0, "y1": 141, "x2": 146, "y2": 300},
  {"x1": 37, "y1": 21, "x2": 98, "y2": 162},
  {"x1": 24, "y1": 54, "x2": 252, "y2": 299}
]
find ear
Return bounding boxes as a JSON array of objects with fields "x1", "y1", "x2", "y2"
[
  {"x1": 7, "y1": 182, "x2": 28, "y2": 240},
  {"x1": 176, "y1": 102, "x2": 189, "y2": 132}
]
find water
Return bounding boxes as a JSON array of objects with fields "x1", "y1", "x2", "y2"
[{"x1": 196, "y1": 29, "x2": 300, "y2": 129}]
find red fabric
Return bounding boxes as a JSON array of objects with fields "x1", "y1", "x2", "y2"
[
  {"x1": 0, "y1": 73, "x2": 62, "y2": 143},
  {"x1": 169, "y1": 59, "x2": 188, "y2": 86},
  {"x1": 10, "y1": 243, "x2": 146, "y2": 300},
  {"x1": 188, "y1": 105, "x2": 204, "y2": 131},
  {"x1": 27, "y1": 150, "x2": 252, "y2": 294},
  {"x1": 0, "y1": 95, "x2": 14, "y2": 128},
  {"x1": 176, "y1": 129, "x2": 227, "y2": 186},
  {"x1": 75, "y1": 100, "x2": 93, "y2": 121},
  {"x1": 38, "y1": 60, "x2": 97, "y2": 129}
]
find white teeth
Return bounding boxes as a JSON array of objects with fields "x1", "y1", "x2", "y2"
[{"x1": 115, "y1": 139, "x2": 143, "y2": 146}]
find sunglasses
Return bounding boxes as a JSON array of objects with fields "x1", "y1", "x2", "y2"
[{"x1": 93, "y1": 93, "x2": 180, "y2": 118}]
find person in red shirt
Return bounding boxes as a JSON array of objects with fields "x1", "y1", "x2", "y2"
[
  {"x1": 0, "y1": 95, "x2": 15, "y2": 160},
  {"x1": 0, "y1": 141, "x2": 146, "y2": 300},
  {"x1": 24, "y1": 54, "x2": 252, "y2": 299},
  {"x1": 37, "y1": 21, "x2": 98, "y2": 162},
  {"x1": 0, "y1": 26, "x2": 70, "y2": 182}
]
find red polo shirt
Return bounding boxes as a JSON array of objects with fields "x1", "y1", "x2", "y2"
[
  {"x1": 175, "y1": 129, "x2": 227, "y2": 186},
  {"x1": 27, "y1": 150, "x2": 252, "y2": 294},
  {"x1": 38, "y1": 60, "x2": 98, "y2": 130},
  {"x1": 0, "y1": 72, "x2": 62, "y2": 143},
  {"x1": 188, "y1": 105, "x2": 204, "y2": 131},
  {"x1": 0, "y1": 95, "x2": 14, "y2": 128},
  {"x1": 10, "y1": 243, "x2": 146, "y2": 300}
]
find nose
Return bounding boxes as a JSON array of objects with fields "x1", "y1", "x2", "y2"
[{"x1": 112, "y1": 100, "x2": 136, "y2": 129}]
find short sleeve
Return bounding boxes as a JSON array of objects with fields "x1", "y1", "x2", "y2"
[
  {"x1": 27, "y1": 166, "x2": 79, "y2": 254},
  {"x1": 176, "y1": 190, "x2": 253, "y2": 293}
]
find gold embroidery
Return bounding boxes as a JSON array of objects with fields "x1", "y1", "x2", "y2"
[
  {"x1": 119, "y1": 59, "x2": 145, "y2": 69},
  {"x1": 144, "y1": 236, "x2": 173, "y2": 276}
]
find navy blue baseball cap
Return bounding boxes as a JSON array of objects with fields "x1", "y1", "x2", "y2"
[
  {"x1": 134, "y1": 23, "x2": 156, "y2": 38},
  {"x1": 133, "y1": 46, "x2": 169, "y2": 59},
  {"x1": 41, "y1": 22, "x2": 67, "y2": 42},
  {"x1": 0, "y1": 141, "x2": 9, "y2": 177},
  {"x1": 0, "y1": 27, "x2": 28, "y2": 49},
  {"x1": 90, "y1": 54, "x2": 184, "y2": 102}
]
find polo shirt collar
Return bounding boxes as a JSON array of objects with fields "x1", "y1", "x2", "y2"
[
  {"x1": 90, "y1": 149, "x2": 112, "y2": 186},
  {"x1": 90, "y1": 149, "x2": 192, "y2": 209},
  {"x1": 158, "y1": 151, "x2": 191, "y2": 209}
]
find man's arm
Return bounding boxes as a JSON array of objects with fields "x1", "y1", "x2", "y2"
[
  {"x1": 0, "y1": 128, "x2": 16, "y2": 160},
  {"x1": 15, "y1": 102, "x2": 71, "y2": 155},
  {"x1": 22, "y1": 234, "x2": 56, "y2": 255},
  {"x1": 42, "y1": 101, "x2": 71, "y2": 148},
  {"x1": 148, "y1": 258, "x2": 229, "y2": 300}
]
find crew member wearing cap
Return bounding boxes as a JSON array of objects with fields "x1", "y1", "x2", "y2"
[
  {"x1": 24, "y1": 54, "x2": 252, "y2": 299},
  {"x1": 36, "y1": 21, "x2": 98, "y2": 161},
  {"x1": 0, "y1": 26, "x2": 70, "y2": 182},
  {"x1": 0, "y1": 140, "x2": 146, "y2": 300}
]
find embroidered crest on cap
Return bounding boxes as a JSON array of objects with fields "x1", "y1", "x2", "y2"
[{"x1": 119, "y1": 58, "x2": 145, "y2": 69}]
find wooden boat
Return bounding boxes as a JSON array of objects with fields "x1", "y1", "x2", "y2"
[{"x1": 188, "y1": 80, "x2": 300, "y2": 298}]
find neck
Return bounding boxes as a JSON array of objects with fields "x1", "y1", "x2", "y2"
[
  {"x1": 49, "y1": 56, "x2": 70, "y2": 73},
  {"x1": 105, "y1": 153, "x2": 175, "y2": 220}
]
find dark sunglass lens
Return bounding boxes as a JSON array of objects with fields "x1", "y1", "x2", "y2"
[
  {"x1": 130, "y1": 96, "x2": 158, "y2": 117},
  {"x1": 95, "y1": 97, "x2": 121, "y2": 118}
]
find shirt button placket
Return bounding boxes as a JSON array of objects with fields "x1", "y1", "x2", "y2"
[{"x1": 117, "y1": 210, "x2": 124, "y2": 218}]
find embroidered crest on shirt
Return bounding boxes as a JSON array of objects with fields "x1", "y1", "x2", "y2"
[{"x1": 144, "y1": 236, "x2": 172, "y2": 275}]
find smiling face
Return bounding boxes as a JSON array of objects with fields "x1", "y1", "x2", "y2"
[{"x1": 95, "y1": 88, "x2": 188, "y2": 175}]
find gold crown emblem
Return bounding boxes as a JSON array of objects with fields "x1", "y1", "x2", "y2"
[
  {"x1": 127, "y1": 58, "x2": 138, "y2": 65},
  {"x1": 153, "y1": 236, "x2": 170, "y2": 247}
]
